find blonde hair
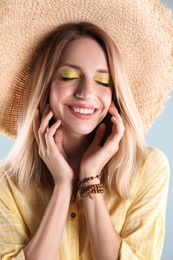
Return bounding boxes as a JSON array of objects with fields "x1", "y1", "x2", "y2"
[{"x1": 1, "y1": 22, "x2": 148, "y2": 198}]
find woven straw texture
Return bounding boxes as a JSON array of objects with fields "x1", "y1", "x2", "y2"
[{"x1": 0, "y1": 0, "x2": 173, "y2": 138}]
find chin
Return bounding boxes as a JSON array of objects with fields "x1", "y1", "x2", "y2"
[
  {"x1": 63, "y1": 123, "x2": 97, "y2": 136},
  {"x1": 71, "y1": 127, "x2": 96, "y2": 136}
]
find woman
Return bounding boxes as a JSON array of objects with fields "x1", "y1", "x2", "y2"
[{"x1": 0, "y1": 1, "x2": 172, "y2": 260}]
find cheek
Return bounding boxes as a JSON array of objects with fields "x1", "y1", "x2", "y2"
[
  {"x1": 101, "y1": 88, "x2": 112, "y2": 108},
  {"x1": 50, "y1": 80, "x2": 75, "y2": 103},
  {"x1": 49, "y1": 84, "x2": 62, "y2": 120},
  {"x1": 49, "y1": 81, "x2": 64, "y2": 104}
]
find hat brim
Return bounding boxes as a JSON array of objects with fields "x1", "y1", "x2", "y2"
[{"x1": 0, "y1": 0, "x2": 173, "y2": 138}]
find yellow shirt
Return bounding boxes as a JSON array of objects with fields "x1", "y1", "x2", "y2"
[{"x1": 0, "y1": 147, "x2": 169, "y2": 260}]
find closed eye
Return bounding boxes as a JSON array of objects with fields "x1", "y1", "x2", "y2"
[
  {"x1": 58, "y1": 67, "x2": 81, "y2": 81},
  {"x1": 94, "y1": 73, "x2": 110, "y2": 88},
  {"x1": 61, "y1": 77, "x2": 79, "y2": 81},
  {"x1": 95, "y1": 80, "x2": 109, "y2": 87}
]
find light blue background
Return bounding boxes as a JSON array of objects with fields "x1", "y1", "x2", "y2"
[{"x1": 0, "y1": 0, "x2": 172, "y2": 259}]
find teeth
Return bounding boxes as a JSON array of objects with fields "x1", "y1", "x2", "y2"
[{"x1": 71, "y1": 107, "x2": 95, "y2": 114}]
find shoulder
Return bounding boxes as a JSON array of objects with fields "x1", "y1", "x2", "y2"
[
  {"x1": 0, "y1": 169, "x2": 10, "y2": 190},
  {"x1": 0, "y1": 170, "x2": 18, "y2": 214},
  {"x1": 0, "y1": 169, "x2": 17, "y2": 201},
  {"x1": 147, "y1": 146, "x2": 168, "y2": 162},
  {"x1": 141, "y1": 146, "x2": 170, "y2": 174},
  {"x1": 0, "y1": 169, "x2": 51, "y2": 216},
  {"x1": 138, "y1": 146, "x2": 170, "y2": 193}
]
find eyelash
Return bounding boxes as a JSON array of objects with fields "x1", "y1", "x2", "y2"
[
  {"x1": 61, "y1": 77, "x2": 109, "y2": 87},
  {"x1": 96, "y1": 81, "x2": 109, "y2": 87},
  {"x1": 61, "y1": 77, "x2": 79, "y2": 81}
]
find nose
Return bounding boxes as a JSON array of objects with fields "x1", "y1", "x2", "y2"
[{"x1": 75, "y1": 79, "x2": 95, "y2": 100}]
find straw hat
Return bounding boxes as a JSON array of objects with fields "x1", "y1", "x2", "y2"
[{"x1": 0, "y1": 0, "x2": 173, "y2": 138}]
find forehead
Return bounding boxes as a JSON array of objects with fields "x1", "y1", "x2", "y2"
[{"x1": 58, "y1": 37, "x2": 109, "y2": 71}]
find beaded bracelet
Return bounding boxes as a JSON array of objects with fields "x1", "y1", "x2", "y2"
[
  {"x1": 79, "y1": 183, "x2": 104, "y2": 199},
  {"x1": 78, "y1": 174, "x2": 101, "y2": 187}
]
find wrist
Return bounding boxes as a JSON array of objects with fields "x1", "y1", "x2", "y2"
[
  {"x1": 79, "y1": 168, "x2": 101, "y2": 179},
  {"x1": 77, "y1": 174, "x2": 103, "y2": 199},
  {"x1": 78, "y1": 173, "x2": 101, "y2": 186},
  {"x1": 79, "y1": 178, "x2": 101, "y2": 187},
  {"x1": 54, "y1": 182, "x2": 73, "y2": 196}
]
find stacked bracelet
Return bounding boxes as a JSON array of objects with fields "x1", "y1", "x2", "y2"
[
  {"x1": 79, "y1": 184, "x2": 104, "y2": 199},
  {"x1": 78, "y1": 174, "x2": 104, "y2": 199},
  {"x1": 78, "y1": 174, "x2": 101, "y2": 187}
]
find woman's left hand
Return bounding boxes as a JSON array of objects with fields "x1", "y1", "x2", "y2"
[{"x1": 79, "y1": 102, "x2": 125, "y2": 179}]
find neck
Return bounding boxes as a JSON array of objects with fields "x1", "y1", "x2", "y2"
[{"x1": 62, "y1": 131, "x2": 94, "y2": 176}]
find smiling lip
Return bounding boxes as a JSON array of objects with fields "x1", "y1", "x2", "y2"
[{"x1": 65, "y1": 104, "x2": 98, "y2": 119}]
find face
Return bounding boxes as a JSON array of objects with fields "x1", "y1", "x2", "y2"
[{"x1": 49, "y1": 37, "x2": 112, "y2": 136}]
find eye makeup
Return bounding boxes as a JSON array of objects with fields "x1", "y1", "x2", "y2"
[
  {"x1": 56, "y1": 66, "x2": 110, "y2": 86},
  {"x1": 94, "y1": 73, "x2": 110, "y2": 87},
  {"x1": 59, "y1": 67, "x2": 80, "y2": 80}
]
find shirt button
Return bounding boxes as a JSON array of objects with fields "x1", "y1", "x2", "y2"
[{"x1": 71, "y1": 212, "x2": 76, "y2": 218}]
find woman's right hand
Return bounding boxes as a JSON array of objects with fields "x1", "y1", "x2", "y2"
[{"x1": 33, "y1": 104, "x2": 74, "y2": 187}]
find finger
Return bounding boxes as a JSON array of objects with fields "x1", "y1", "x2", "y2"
[
  {"x1": 54, "y1": 128, "x2": 67, "y2": 158},
  {"x1": 111, "y1": 116, "x2": 125, "y2": 137},
  {"x1": 39, "y1": 110, "x2": 53, "y2": 134},
  {"x1": 109, "y1": 102, "x2": 124, "y2": 134},
  {"x1": 109, "y1": 102, "x2": 119, "y2": 117},
  {"x1": 90, "y1": 123, "x2": 106, "y2": 147},
  {"x1": 42, "y1": 103, "x2": 50, "y2": 117},
  {"x1": 33, "y1": 108, "x2": 40, "y2": 145},
  {"x1": 46, "y1": 119, "x2": 62, "y2": 143},
  {"x1": 45, "y1": 120, "x2": 68, "y2": 160},
  {"x1": 45, "y1": 119, "x2": 63, "y2": 151},
  {"x1": 54, "y1": 127, "x2": 63, "y2": 145},
  {"x1": 39, "y1": 109, "x2": 53, "y2": 137},
  {"x1": 37, "y1": 109, "x2": 54, "y2": 156},
  {"x1": 102, "y1": 114, "x2": 124, "y2": 153}
]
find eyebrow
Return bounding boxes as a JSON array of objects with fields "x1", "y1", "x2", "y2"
[{"x1": 59, "y1": 63, "x2": 110, "y2": 74}]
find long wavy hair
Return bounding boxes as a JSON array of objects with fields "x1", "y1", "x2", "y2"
[{"x1": 0, "y1": 22, "x2": 148, "y2": 198}]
